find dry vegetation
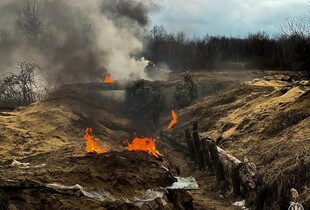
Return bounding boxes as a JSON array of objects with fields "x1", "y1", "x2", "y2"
[
  {"x1": 0, "y1": 0, "x2": 309, "y2": 209},
  {"x1": 0, "y1": 70, "x2": 309, "y2": 209},
  {"x1": 159, "y1": 73, "x2": 310, "y2": 209},
  {"x1": 0, "y1": 60, "x2": 45, "y2": 108}
]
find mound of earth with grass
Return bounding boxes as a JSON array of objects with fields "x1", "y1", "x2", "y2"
[
  {"x1": 160, "y1": 76, "x2": 309, "y2": 209},
  {"x1": 0, "y1": 72, "x2": 309, "y2": 209},
  {"x1": 0, "y1": 87, "x2": 193, "y2": 210}
]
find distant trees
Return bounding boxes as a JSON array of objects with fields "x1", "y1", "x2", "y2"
[
  {"x1": 15, "y1": 0, "x2": 45, "y2": 38},
  {"x1": 281, "y1": 10, "x2": 310, "y2": 75},
  {"x1": 143, "y1": 24, "x2": 309, "y2": 75}
]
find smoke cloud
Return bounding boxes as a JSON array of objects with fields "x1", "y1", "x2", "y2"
[
  {"x1": 0, "y1": 0, "x2": 158, "y2": 84},
  {"x1": 101, "y1": 0, "x2": 158, "y2": 27}
]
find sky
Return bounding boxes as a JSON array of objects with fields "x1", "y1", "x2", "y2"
[{"x1": 149, "y1": 0, "x2": 310, "y2": 37}]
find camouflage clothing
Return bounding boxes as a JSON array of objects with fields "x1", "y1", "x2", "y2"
[{"x1": 174, "y1": 73, "x2": 198, "y2": 108}]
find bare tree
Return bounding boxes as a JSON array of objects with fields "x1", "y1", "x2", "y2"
[
  {"x1": 15, "y1": 0, "x2": 45, "y2": 38},
  {"x1": 0, "y1": 60, "x2": 41, "y2": 107},
  {"x1": 280, "y1": 4, "x2": 310, "y2": 75},
  {"x1": 281, "y1": 16, "x2": 310, "y2": 37}
]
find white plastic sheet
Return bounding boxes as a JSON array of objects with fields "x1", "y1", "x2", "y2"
[{"x1": 166, "y1": 176, "x2": 199, "y2": 190}]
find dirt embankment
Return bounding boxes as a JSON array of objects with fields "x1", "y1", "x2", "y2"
[
  {"x1": 0, "y1": 87, "x2": 195, "y2": 209},
  {"x1": 0, "y1": 71, "x2": 309, "y2": 209},
  {"x1": 160, "y1": 76, "x2": 309, "y2": 209}
]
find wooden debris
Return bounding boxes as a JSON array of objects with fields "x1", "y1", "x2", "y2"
[
  {"x1": 192, "y1": 122, "x2": 205, "y2": 171},
  {"x1": 200, "y1": 138, "x2": 213, "y2": 173},
  {"x1": 207, "y1": 140, "x2": 225, "y2": 183},
  {"x1": 186, "y1": 124, "x2": 258, "y2": 196},
  {"x1": 239, "y1": 156, "x2": 257, "y2": 190},
  {"x1": 184, "y1": 128, "x2": 195, "y2": 161},
  {"x1": 217, "y1": 147, "x2": 242, "y2": 196}
]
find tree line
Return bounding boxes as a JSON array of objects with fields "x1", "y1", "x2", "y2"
[{"x1": 143, "y1": 24, "x2": 310, "y2": 75}]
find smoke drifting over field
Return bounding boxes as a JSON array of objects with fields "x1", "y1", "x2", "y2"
[{"x1": 0, "y1": 0, "x2": 157, "y2": 83}]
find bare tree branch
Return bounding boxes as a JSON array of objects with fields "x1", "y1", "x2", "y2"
[{"x1": 0, "y1": 60, "x2": 42, "y2": 107}]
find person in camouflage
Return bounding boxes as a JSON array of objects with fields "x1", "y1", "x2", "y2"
[{"x1": 174, "y1": 72, "x2": 198, "y2": 108}]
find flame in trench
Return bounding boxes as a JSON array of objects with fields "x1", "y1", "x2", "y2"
[
  {"x1": 84, "y1": 128, "x2": 107, "y2": 154},
  {"x1": 103, "y1": 74, "x2": 114, "y2": 84},
  {"x1": 167, "y1": 110, "x2": 177, "y2": 129},
  {"x1": 124, "y1": 136, "x2": 161, "y2": 157}
]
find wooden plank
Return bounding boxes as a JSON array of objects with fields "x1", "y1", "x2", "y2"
[
  {"x1": 200, "y1": 138, "x2": 213, "y2": 173},
  {"x1": 192, "y1": 122, "x2": 205, "y2": 171},
  {"x1": 217, "y1": 150, "x2": 242, "y2": 196},
  {"x1": 184, "y1": 128, "x2": 195, "y2": 161},
  {"x1": 207, "y1": 140, "x2": 225, "y2": 182}
]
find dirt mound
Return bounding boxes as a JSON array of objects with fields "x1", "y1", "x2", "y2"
[
  {"x1": 160, "y1": 77, "x2": 310, "y2": 209},
  {"x1": 1, "y1": 151, "x2": 173, "y2": 194},
  {"x1": 0, "y1": 151, "x2": 181, "y2": 209},
  {"x1": 0, "y1": 86, "x2": 195, "y2": 209},
  {"x1": 0, "y1": 87, "x2": 136, "y2": 161}
]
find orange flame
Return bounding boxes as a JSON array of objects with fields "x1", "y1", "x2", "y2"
[
  {"x1": 124, "y1": 136, "x2": 161, "y2": 157},
  {"x1": 84, "y1": 128, "x2": 107, "y2": 154},
  {"x1": 103, "y1": 74, "x2": 114, "y2": 84},
  {"x1": 167, "y1": 110, "x2": 177, "y2": 129}
]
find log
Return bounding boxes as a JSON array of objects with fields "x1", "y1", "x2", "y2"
[
  {"x1": 192, "y1": 122, "x2": 205, "y2": 171},
  {"x1": 199, "y1": 134, "x2": 257, "y2": 195},
  {"x1": 217, "y1": 147, "x2": 259, "y2": 196},
  {"x1": 217, "y1": 147, "x2": 242, "y2": 166},
  {"x1": 207, "y1": 140, "x2": 225, "y2": 182},
  {"x1": 208, "y1": 145, "x2": 242, "y2": 196},
  {"x1": 184, "y1": 128, "x2": 195, "y2": 161},
  {"x1": 200, "y1": 138, "x2": 213, "y2": 173},
  {"x1": 217, "y1": 149, "x2": 242, "y2": 196}
]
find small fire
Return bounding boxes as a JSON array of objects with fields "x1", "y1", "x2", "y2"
[
  {"x1": 103, "y1": 74, "x2": 114, "y2": 84},
  {"x1": 167, "y1": 110, "x2": 177, "y2": 129},
  {"x1": 84, "y1": 128, "x2": 107, "y2": 154},
  {"x1": 124, "y1": 135, "x2": 161, "y2": 157}
]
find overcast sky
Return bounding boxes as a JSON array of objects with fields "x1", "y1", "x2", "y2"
[{"x1": 150, "y1": 0, "x2": 309, "y2": 37}]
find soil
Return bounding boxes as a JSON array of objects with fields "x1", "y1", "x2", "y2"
[
  {"x1": 0, "y1": 70, "x2": 309, "y2": 209},
  {"x1": 159, "y1": 72, "x2": 309, "y2": 209}
]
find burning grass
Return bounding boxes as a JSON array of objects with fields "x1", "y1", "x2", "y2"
[
  {"x1": 103, "y1": 74, "x2": 114, "y2": 84},
  {"x1": 124, "y1": 135, "x2": 161, "y2": 157},
  {"x1": 167, "y1": 110, "x2": 177, "y2": 129},
  {"x1": 83, "y1": 127, "x2": 162, "y2": 157},
  {"x1": 84, "y1": 128, "x2": 107, "y2": 154}
]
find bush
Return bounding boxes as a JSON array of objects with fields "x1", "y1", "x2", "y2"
[{"x1": 0, "y1": 60, "x2": 42, "y2": 107}]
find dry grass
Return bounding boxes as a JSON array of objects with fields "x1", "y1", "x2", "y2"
[{"x1": 263, "y1": 110, "x2": 309, "y2": 137}]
